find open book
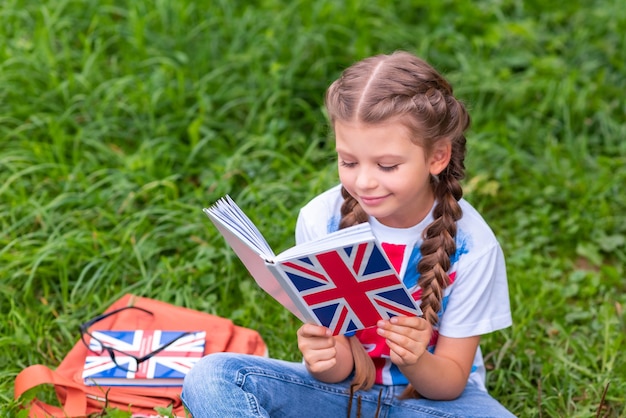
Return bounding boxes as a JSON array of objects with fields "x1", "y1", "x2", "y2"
[{"x1": 204, "y1": 196, "x2": 422, "y2": 336}]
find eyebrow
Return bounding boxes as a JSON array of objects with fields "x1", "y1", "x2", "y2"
[{"x1": 335, "y1": 149, "x2": 405, "y2": 160}]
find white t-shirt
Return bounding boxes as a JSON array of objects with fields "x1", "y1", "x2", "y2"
[{"x1": 295, "y1": 184, "x2": 512, "y2": 390}]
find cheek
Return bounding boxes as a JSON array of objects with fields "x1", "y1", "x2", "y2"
[
  {"x1": 337, "y1": 167, "x2": 352, "y2": 186},
  {"x1": 383, "y1": 171, "x2": 420, "y2": 192},
  {"x1": 338, "y1": 170, "x2": 361, "y2": 197}
]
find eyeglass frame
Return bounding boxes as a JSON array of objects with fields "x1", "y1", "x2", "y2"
[{"x1": 79, "y1": 305, "x2": 192, "y2": 372}]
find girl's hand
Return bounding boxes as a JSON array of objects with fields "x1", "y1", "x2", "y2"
[
  {"x1": 376, "y1": 316, "x2": 432, "y2": 367},
  {"x1": 297, "y1": 323, "x2": 338, "y2": 374}
]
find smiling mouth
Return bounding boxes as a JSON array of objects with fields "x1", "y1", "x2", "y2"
[{"x1": 359, "y1": 195, "x2": 389, "y2": 205}]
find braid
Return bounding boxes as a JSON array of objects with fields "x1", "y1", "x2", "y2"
[
  {"x1": 339, "y1": 186, "x2": 368, "y2": 229},
  {"x1": 417, "y1": 158, "x2": 465, "y2": 325}
]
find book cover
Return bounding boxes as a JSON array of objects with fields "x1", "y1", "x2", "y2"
[
  {"x1": 204, "y1": 195, "x2": 422, "y2": 336},
  {"x1": 82, "y1": 330, "x2": 206, "y2": 386}
]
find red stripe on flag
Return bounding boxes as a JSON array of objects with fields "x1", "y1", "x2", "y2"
[
  {"x1": 374, "y1": 298, "x2": 420, "y2": 318},
  {"x1": 303, "y1": 250, "x2": 400, "y2": 326},
  {"x1": 282, "y1": 261, "x2": 328, "y2": 281},
  {"x1": 353, "y1": 243, "x2": 367, "y2": 272}
]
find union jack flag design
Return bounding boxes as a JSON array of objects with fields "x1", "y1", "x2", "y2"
[
  {"x1": 82, "y1": 330, "x2": 205, "y2": 386},
  {"x1": 280, "y1": 241, "x2": 421, "y2": 335}
]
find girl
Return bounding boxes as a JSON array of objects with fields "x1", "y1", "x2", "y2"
[{"x1": 182, "y1": 51, "x2": 514, "y2": 417}]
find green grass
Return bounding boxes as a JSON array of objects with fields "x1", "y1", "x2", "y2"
[{"x1": 1, "y1": 0, "x2": 625, "y2": 416}]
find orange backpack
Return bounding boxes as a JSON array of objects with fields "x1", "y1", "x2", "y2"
[{"x1": 14, "y1": 294, "x2": 267, "y2": 417}]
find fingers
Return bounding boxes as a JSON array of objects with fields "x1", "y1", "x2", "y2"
[
  {"x1": 297, "y1": 323, "x2": 332, "y2": 338},
  {"x1": 385, "y1": 336, "x2": 426, "y2": 365},
  {"x1": 297, "y1": 324, "x2": 335, "y2": 351},
  {"x1": 297, "y1": 324, "x2": 338, "y2": 374},
  {"x1": 304, "y1": 352, "x2": 338, "y2": 374},
  {"x1": 384, "y1": 315, "x2": 430, "y2": 330},
  {"x1": 376, "y1": 316, "x2": 431, "y2": 365}
]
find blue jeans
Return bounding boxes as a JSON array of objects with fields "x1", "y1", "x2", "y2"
[{"x1": 181, "y1": 353, "x2": 516, "y2": 418}]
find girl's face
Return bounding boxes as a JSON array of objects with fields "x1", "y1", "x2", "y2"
[{"x1": 335, "y1": 119, "x2": 450, "y2": 228}]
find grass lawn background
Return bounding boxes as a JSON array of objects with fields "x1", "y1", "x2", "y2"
[{"x1": 1, "y1": 0, "x2": 625, "y2": 416}]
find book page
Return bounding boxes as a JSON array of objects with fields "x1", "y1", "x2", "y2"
[
  {"x1": 204, "y1": 196, "x2": 275, "y2": 259},
  {"x1": 204, "y1": 198, "x2": 305, "y2": 320}
]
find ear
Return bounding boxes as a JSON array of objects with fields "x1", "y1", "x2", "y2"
[{"x1": 429, "y1": 141, "x2": 452, "y2": 176}]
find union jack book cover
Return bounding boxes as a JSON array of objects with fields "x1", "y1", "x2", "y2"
[
  {"x1": 204, "y1": 196, "x2": 422, "y2": 336},
  {"x1": 82, "y1": 330, "x2": 206, "y2": 386}
]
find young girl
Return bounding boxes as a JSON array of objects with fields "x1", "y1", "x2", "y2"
[{"x1": 182, "y1": 51, "x2": 514, "y2": 417}]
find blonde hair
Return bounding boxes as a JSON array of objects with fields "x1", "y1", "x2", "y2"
[{"x1": 325, "y1": 51, "x2": 470, "y2": 397}]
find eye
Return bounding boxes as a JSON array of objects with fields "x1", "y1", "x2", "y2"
[
  {"x1": 339, "y1": 160, "x2": 357, "y2": 168},
  {"x1": 378, "y1": 164, "x2": 399, "y2": 172}
]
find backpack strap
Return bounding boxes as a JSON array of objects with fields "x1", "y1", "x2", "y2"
[{"x1": 14, "y1": 364, "x2": 87, "y2": 417}]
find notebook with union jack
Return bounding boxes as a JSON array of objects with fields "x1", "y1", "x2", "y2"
[{"x1": 82, "y1": 330, "x2": 205, "y2": 386}]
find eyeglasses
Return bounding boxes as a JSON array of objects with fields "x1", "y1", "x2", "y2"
[{"x1": 80, "y1": 305, "x2": 191, "y2": 373}]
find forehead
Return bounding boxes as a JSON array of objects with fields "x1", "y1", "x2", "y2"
[
  {"x1": 334, "y1": 120, "x2": 416, "y2": 152},
  {"x1": 335, "y1": 118, "x2": 412, "y2": 137}
]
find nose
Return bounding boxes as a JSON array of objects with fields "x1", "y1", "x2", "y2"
[{"x1": 355, "y1": 167, "x2": 377, "y2": 190}]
